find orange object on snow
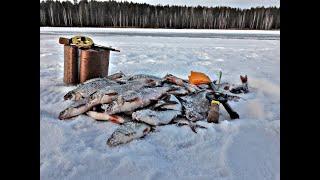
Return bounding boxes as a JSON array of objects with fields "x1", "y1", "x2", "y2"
[{"x1": 188, "y1": 71, "x2": 212, "y2": 85}]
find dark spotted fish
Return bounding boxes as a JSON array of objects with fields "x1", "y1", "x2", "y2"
[{"x1": 107, "y1": 121, "x2": 151, "y2": 147}]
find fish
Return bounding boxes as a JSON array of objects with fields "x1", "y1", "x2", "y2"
[
  {"x1": 58, "y1": 98, "x2": 93, "y2": 120},
  {"x1": 180, "y1": 90, "x2": 210, "y2": 122},
  {"x1": 164, "y1": 74, "x2": 200, "y2": 93},
  {"x1": 63, "y1": 78, "x2": 119, "y2": 101},
  {"x1": 107, "y1": 121, "x2": 152, "y2": 147},
  {"x1": 132, "y1": 95, "x2": 182, "y2": 126},
  {"x1": 116, "y1": 74, "x2": 163, "y2": 85},
  {"x1": 132, "y1": 109, "x2": 181, "y2": 126},
  {"x1": 86, "y1": 111, "x2": 128, "y2": 124},
  {"x1": 102, "y1": 86, "x2": 172, "y2": 115},
  {"x1": 59, "y1": 79, "x2": 155, "y2": 120},
  {"x1": 126, "y1": 74, "x2": 162, "y2": 81}
]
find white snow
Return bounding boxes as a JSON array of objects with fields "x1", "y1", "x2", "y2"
[{"x1": 40, "y1": 27, "x2": 280, "y2": 180}]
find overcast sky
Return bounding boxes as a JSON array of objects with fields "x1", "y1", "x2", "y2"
[{"x1": 41, "y1": 0, "x2": 280, "y2": 9}]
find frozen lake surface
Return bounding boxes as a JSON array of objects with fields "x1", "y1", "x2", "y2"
[{"x1": 40, "y1": 28, "x2": 280, "y2": 180}]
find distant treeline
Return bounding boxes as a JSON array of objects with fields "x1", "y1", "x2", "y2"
[{"x1": 40, "y1": 0, "x2": 280, "y2": 29}]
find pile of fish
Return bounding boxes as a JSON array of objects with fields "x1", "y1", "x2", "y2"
[{"x1": 59, "y1": 72, "x2": 248, "y2": 147}]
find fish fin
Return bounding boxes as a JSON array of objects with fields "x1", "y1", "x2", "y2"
[
  {"x1": 115, "y1": 80, "x2": 126, "y2": 85},
  {"x1": 63, "y1": 92, "x2": 73, "y2": 100},
  {"x1": 143, "y1": 127, "x2": 150, "y2": 134},
  {"x1": 156, "y1": 102, "x2": 172, "y2": 106},
  {"x1": 154, "y1": 100, "x2": 166, "y2": 106},
  {"x1": 160, "y1": 94, "x2": 170, "y2": 100},
  {"x1": 190, "y1": 125, "x2": 198, "y2": 133},
  {"x1": 165, "y1": 100, "x2": 179, "y2": 104},
  {"x1": 154, "y1": 106, "x2": 168, "y2": 111},
  {"x1": 86, "y1": 111, "x2": 124, "y2": 124},
  {"x1": 109, "y1": 115, "x2": 125, "y2": 124},
  {"x1": 149, "y1": 99, "x2": 159, "y2": 104},
  {"x1": 144, "y1": 84, "x2": 156, "y2": 88},
  {"x1": 176, "y1": 121, "x2": 188, "y2": 127},
  {"x1": 196, "y1": 124, "x2": 208, "y2": 129},
  {"x1": 150, "y1": 126, "x2": 158, "y2": 132},
  {"x1": 105, "y1": 91, "x2": 118, "y2": 95},
  {"x1": 124, "y1": 97, "x2": 139, "y2": 102}
]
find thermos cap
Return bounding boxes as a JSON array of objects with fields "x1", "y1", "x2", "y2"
[{"x1": 211, "y1": 100, "x2": 220, "y2": 105}]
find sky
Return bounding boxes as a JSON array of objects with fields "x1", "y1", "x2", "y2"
[{"x1": 41, "y1": 0, "x2": 280, "y2": 9}]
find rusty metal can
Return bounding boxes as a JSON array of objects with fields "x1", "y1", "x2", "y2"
[
  {"x1": 79, "y1": 48, "x2": 110, "y2": 83},
  {"x1": 63, "y1": 45, "x2": 79, "y2": 84}
]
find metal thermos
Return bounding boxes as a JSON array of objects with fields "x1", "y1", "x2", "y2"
[
  {"x1": 207, "y1": 100, "x2": 220, "y2": 123},
  {"x1": 63, "y1": 45, "x2": 79, "y2": 84}
]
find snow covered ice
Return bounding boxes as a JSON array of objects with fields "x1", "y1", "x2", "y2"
[{"x1": 40, "y1": 27, "x2": 280, "y2": 180}]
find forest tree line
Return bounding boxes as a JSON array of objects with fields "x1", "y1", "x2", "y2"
[{"x1": 40, "y1": 0, "x2": 280, "y2": 29}]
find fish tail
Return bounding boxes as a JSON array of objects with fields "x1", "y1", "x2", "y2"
[{"x1": 109, "y1": 115, "x2": 125, "y2": 124}]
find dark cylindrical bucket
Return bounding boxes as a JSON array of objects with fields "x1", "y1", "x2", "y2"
[
  {"x1": 63, "y1": 45, "x2": 79, "y2": 84},
  {"x1": 79, "y1": 48, "x2": 110, "y2": 83}
]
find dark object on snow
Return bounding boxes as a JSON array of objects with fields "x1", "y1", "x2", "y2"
[
  {"x1": 230, "y1": 75, "x2": 249, "y2": 94},
  {"x1": 63, "y1": 45, "x2": 79, "y2": 84}
]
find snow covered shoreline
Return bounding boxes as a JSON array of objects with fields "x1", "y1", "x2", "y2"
[
  {"x1": 40, "y1": 29, "x2": 279, "y2": 180},
  {"x1": 40, "y1": 27, "x2": 280, "y2": 35}
]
